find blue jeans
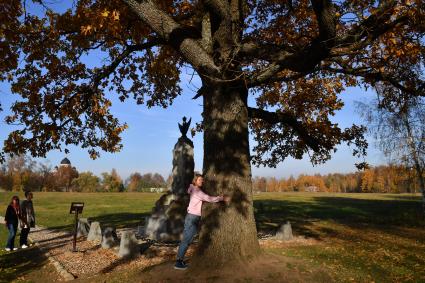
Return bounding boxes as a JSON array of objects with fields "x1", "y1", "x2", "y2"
[
  {"x1": 6, "y1": 223, "x2": 17, "y2": 249},
  {"x1": 176, "y1": 213, "x2": 200, "y2": 260}
]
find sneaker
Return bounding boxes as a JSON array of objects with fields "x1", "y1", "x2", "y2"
[
  {"x1": 174, "y1": 259, "x2": 188, "y2": 270},
  {"x1": 5, "y1": 248, "x2": 11, "y2": 252},
  {"x1": 13, "y1": 248, "x2": 18, "y2": 251},
  {"x1": 21, "y1": 244, "x2": 28, "y2": 249}
]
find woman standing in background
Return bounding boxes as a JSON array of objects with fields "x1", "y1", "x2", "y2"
[{"x1": 4, "y1": 196, "x2": 21, "y2": 251}]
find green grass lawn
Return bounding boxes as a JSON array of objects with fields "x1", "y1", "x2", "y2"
[
  {"x1": 0, "y1": 224, "x2": 12, "y2": 253},
  {"x1": 254, "y1": 193, "x2": 425, "y2": 282},
  {"x1": 0, "y1": 218, "x2": 19, "y2": 256},
  {"x1": 0, "y1": 192, "x2": 423, "y2": 282},
  {"x1": 0, "y1": 192, "x2": 161, "y2": 230},
  {"x1": 0, "y1": 225, "x2": 57, "y2": 283}
]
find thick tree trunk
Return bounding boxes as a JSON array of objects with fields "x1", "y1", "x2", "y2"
[{"x1": 196, "y1": 83, "x2": 260, "y2": 266}]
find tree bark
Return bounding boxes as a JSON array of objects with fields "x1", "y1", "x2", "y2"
[{"x1": 196, "y1": 82, "x2": 260, "y2": 266}]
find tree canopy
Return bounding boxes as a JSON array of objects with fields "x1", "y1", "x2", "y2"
[
  {"x1": 1, "y1": 0, "x2": 423, "y2": 168},
  {"x1": 1, "y1": 0, "x2": 424, "y2": 265}
]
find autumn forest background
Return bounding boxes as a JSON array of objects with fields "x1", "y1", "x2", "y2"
[{"x1": 0, "y1": 154, "x2": 421, "y2": 194}]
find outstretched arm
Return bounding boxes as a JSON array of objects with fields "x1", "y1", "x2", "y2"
[{"x1": 195, "y1": 190, "x2": 224, "y2": 203}]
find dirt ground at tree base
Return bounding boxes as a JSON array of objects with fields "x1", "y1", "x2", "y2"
[
  {"x1": 26, "y1": 224, "x2": 329, "y2": 283},
  {"x1": 71, "y1": 251, "x2": 332, "y2": 283},
  {"x1": 144, "y1": 254, "x2": 332, "y2": 283}
]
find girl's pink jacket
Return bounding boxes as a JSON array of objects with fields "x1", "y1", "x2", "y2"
[{"x1": 187, "y1": 184, "x2": 223, "y2": 216}]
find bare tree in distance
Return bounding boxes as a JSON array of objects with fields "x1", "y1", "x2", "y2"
[{"x1": 357, "y1": 75, "x2": 425, "y2": 213}]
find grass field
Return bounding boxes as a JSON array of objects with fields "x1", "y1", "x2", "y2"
[
  {"x1": 254, "y1": 193, "x2": 425, "y2": 282},
  {"x1": 0, "y1": 192, "x2": 424, "y2": 282}
]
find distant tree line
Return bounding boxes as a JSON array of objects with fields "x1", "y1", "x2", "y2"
[
  {"x1": 0, "y1": 155, "x2": 167, "y2": 192},
  {"x1": 253, "y1": 165, "x2": 422, "y2": 193},
  {"x1": 1, "y1": 155, "x2": 420, "y2": 194},
  {"x1": 125, "y1": 172, "x2": 169, "y2": 192}
]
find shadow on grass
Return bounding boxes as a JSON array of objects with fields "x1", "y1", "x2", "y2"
[
  {"x1": 378, "y1": 194, "x2": 423, "y2": 201},
  {"x1": 254, "y1": 195, "x2": 424, "y2": 240},
  {"x1": 48, "y1": 212, "x2": 150, "y2": 231},
  {"x1": 0, "y1": 247, "x2": 49, "y2": 282}
]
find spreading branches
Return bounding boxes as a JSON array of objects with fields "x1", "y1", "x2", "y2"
[
  {"x1": 2, "y1": 2, "x2": 176, "y2": 159},
  {"x1": 92, "y1": 38, "x2": 162, "y2": 87},
  {"x1": 250, "y1": 110, "x2": 368, "y2": 168},
  {"x1": 122, "y1": 0, "x2": 220, "y2": 77},
  {"x1": 0, "y1": 0, "x2": 422, "y2": 169},
  {"x1": 248, "y1": 107, "x2": 320, "y2": 152},
  {"x1": 245, "y1": 0, "x2": 337, "y2": 86},
  {"x1": 244, "y1": 0, "x2": 414, "y2": 88},
  {"x1": 323, "y1": 66, "x2": 422, "y2": 97},
  {"x1": 334, "y1": 0, "x2": 402, "y2": 50}
]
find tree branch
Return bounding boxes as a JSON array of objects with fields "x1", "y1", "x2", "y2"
[
  {"x1": 230, "y1": 0, "x2": 244, "y2": 45},
  {"x1": 335, "y1": 0, "x2": 399, "y2": 48},
  {"x1": 323, "y1": 66, "x2": 419, "y2": 96},
  {"x1": 246, "y1": 0, "x2": 336, "y2": 87},
  {"x1": 57, "y1": 40, "x2": 161, "y2": 111},
  {"x1": 92, "y1": 39, "x2": 162, "y2": 87},
  {"x1": 246, "y1": 0, "x2": 409, "y2": 88},
  {"x1": 248, "y1": 107, "x2": 320, "y2": 152},
  {"x1": 203, "y1": 0, "x2": 231, "y2": 22},
  {"x1": 311, "y1": 0, "x2": 336, "y2": 43},
  {"x1": 122, "y1": 0, "x2": 220, "y2": 77},
  {"x1": 247, "y1": 71, "x2": 311, "y2": 88},
  {"x1": 238, "y1": 42, "x2": 294, "y2": 62}
]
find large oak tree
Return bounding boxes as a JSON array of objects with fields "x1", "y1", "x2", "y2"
[{"x1": 0, "y1": 0, "x2": 423, "y2": 265}]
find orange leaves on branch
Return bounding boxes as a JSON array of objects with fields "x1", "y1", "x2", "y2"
[
  {"x1": 180, "y1": 1, "x2": 191, "y2": 13},
  {"x1": 112, "y1": 10, "x2": 120, "y2": 21},
  {"x1": 0, "y1": 0, "x2": 170, "y2": 159},
  {"x1": 78, "y1": 8, "x2": 122, "y2": 38},
  {"x1": 251, "y1": 66, "x2": 369, "y2": 166},
  {"x1": 249, "y1": 0, "x2": 318, "y2": 48},
  {"x1": 0, "y1": 0, "x2": 22, "y2": 80},
  {"x1": 101, "y1": 9, "x2": 110, "y2": 18},
  {"x1": 81, "y1": 25, "x2": 93, "y2": 35},
  {"x1": 1, "y1": 0, "x2": 422, "y2": 167}
]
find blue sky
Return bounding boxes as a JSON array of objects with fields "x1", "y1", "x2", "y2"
[
  {"x1": 0, "y1": 73, "x2": 385, "y2": 180},
  {"x1": 0, "y1": 1, "x2": 387, "y2": 181}
]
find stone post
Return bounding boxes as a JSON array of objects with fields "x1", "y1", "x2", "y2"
[
  {"x1": 275, "y1": 221, "x2": 294, "y2": 241},
  {"x1": 87, "y1": 221, "x2": 102, "y2": 242},
  {"x1": 144, "y1": 117, "x2": 194, "y2": 241},
  {"x1": 101, "y1": 227, "x2": 118, "y2": 249},
  {"x1": 77, "y1": 218, "x2": 90, "y2": 238},
  {"x1": 118, "y1": 231, "x2": 139, "y2": 258}
]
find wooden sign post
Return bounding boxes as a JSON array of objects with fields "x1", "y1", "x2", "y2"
[{"x1": 69, "y1": 202, "x2": 84, "y2": 252}]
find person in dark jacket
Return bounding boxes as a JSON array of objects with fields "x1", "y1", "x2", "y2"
[
  {"x1": 4, "y1": 196, "x2": 21, "y2": 251},
  {"x1": 20, "y1": 191, "x2": 35, "y2": 248}
]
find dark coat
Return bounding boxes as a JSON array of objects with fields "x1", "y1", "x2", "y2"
[
  {"x1": 5, "y1": 205, "x2": 20, "y2": 226},
  {"x1": 21, "y1": 200, "x2": 35, "y2": 228}
]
